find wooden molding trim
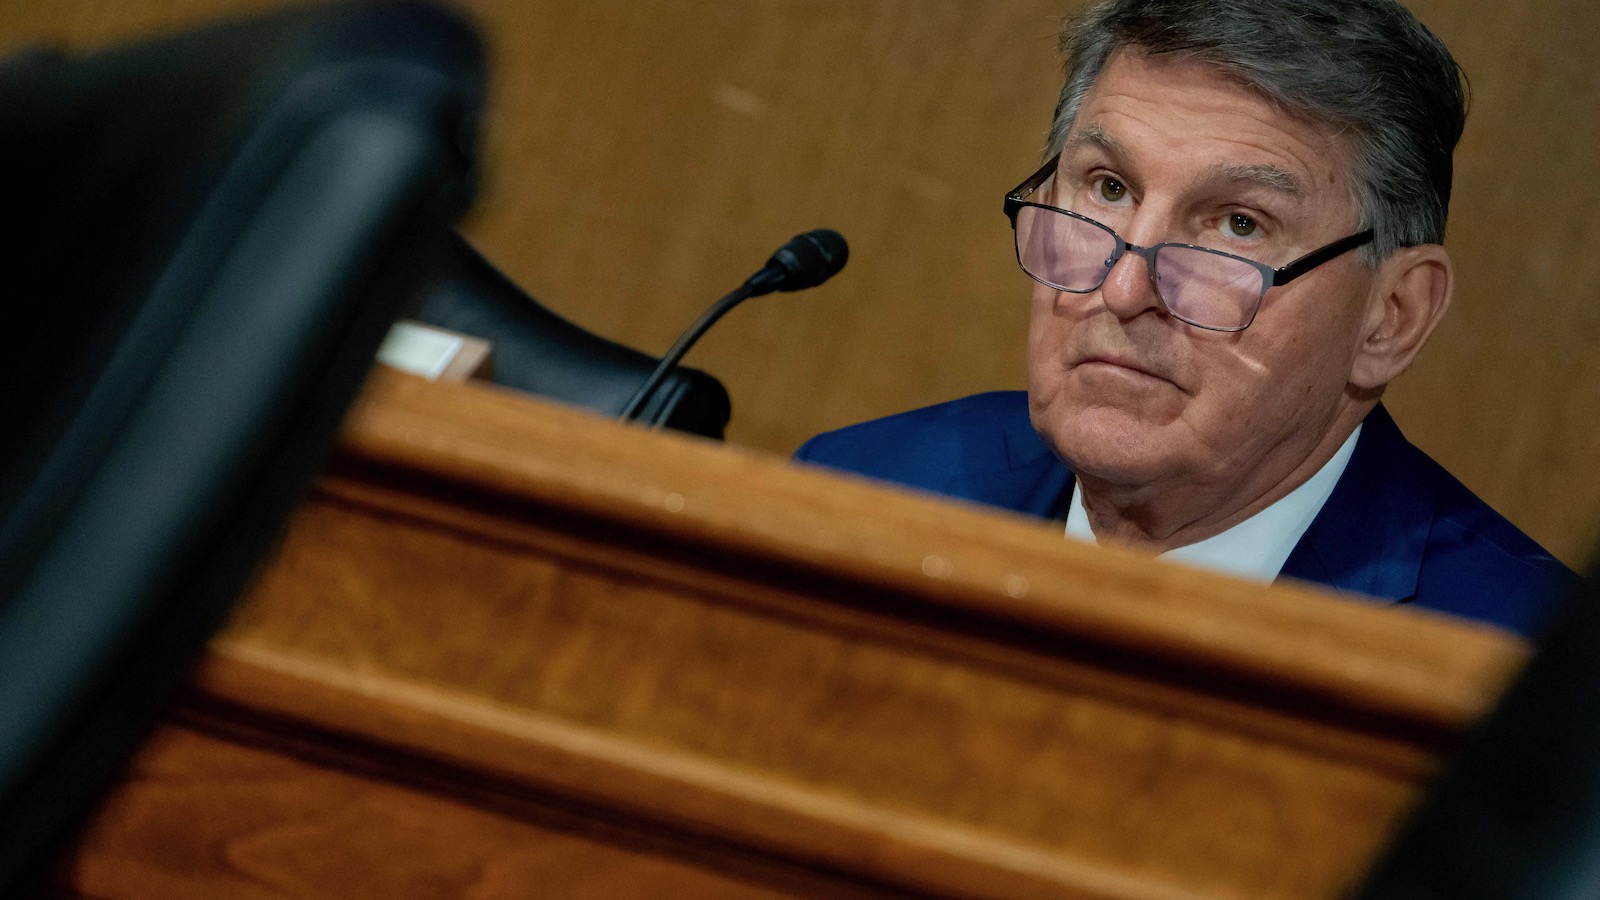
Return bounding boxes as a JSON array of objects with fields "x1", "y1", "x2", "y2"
[
  {"x1": 59, "y1": 371, "x2": 1533, "y2": 899},
  {"x1": 332, "y1": 371, "x2": 1528, "y2": 730}
]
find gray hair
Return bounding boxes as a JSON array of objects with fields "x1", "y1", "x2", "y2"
[{"x1": 1048, "y1": 0, "x2": 1467, "y2": 263}]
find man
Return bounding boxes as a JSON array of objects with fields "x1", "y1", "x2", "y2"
[{"x1": 796, "y1": 0, "x2": 1576, "y2": 638}]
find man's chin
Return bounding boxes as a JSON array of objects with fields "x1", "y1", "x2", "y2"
[{"x1": 1031, "y1": 402, "x2": 1181, "y2": 486}]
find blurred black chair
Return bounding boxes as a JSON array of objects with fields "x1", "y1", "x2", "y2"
[
  {"x1": 0, "y1": 1, "x2": 482, "y2": 890},
  {"x1": 418, "y1": 231, "x2": 731, "y2": 437},
  {"x1": 1355, "y1": 570, "x2": 1600, "y2": 899}
]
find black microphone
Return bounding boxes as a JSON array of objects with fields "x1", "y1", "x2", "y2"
[
  {"x1": 743, "y1": 228, "x2": 850, "y2": 297},
  {"x1": 618, "y1": 229, "x2": 848, "y2": 425}
]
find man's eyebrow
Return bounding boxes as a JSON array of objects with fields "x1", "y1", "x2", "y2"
[
  {"x1": 1206, "y1": 163, "x2": 1304, "y2": 197},
  {"x1": 1064, "y1": 123, "x2": 1128, "y2": 162},
  {"x1": 1068, "y1": 123, "x2": 1305, "y2": 197}
]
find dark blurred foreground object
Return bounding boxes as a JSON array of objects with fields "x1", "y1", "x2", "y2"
[
  {"x1": 0, "y1": 1, "x2": 483, "y2": 891},
  {"x1": 1354, "y1": 570, "x2": 1600, "y2": 899},
  {"x1": 418, "y1": 232, "x2": 731, "y2": 437}
]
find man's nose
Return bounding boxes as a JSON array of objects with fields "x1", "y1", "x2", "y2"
[{"x1": 1097, "y1": 246, "x2": 1163, "y2": 320}]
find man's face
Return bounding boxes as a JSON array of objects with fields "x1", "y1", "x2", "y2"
[{"x1": 1028, "y1": 49, "x2": 1379, "y2": 498}]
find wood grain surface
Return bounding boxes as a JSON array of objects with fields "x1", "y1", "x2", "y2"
[
  {"x1": 52, "y1": 372, "x2": 1531, "y2": 899},
  {"x1": 3, "y1": 0, "x2": 1595, "y2": 566},
  {"x1": 56, "y1": 721, "x2": 797, "y2": 900}
]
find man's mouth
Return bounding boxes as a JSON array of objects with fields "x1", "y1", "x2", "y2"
[{"x1": 1076, "y1": 353, "x2": 1173, "y2": 385}]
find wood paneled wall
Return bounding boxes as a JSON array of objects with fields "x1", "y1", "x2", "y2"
[{"x1": 5, "y1": 0, "x2": 1596, "y2": 567}]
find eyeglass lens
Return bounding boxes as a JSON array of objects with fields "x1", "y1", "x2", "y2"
[{"x1": 1015, "y1": 204, "x2": 1268, "y2": 330}]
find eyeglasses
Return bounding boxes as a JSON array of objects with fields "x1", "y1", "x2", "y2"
[{"x1": 1002, "y1": 155, "x2": 1374, "y2": 332}]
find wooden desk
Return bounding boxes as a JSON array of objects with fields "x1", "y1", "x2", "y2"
[{"x1": 50, "y1": 371, "x2": 1527, "y2": 899}]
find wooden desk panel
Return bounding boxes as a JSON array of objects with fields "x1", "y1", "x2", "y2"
[
  {"x1": 58, "y1": 721, "x2": 796, "y2": 900},
  {"x1": 53, "y1": 372, "x2": 1528, "y2": 899}
]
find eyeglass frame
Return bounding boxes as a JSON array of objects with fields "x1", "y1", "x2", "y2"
[{"x1": 1002, "y1": 154, "x2": 1376, "y2": 332}]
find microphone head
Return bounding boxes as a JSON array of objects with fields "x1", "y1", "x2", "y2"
[{"x1": 762, "y1": 228, "x2": 849, "y2": 293}]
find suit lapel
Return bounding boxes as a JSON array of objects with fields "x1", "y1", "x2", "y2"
[
  {"x1": 945, "y1": 400, "x2": 1435, "y2": 602},
  {"x1": 945, "y1": 402, "x2": 1073, "y2": 520},
  {"x1": 1279, "y1": 406, "x2": 1433, "y2": 602}
]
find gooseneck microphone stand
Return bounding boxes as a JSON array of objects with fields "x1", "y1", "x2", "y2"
[{"x1": 617, "y1": 228, "x2": 848, "y2": 427}]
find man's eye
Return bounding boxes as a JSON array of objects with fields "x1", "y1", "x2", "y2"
[
  {"x1": 1095, "y1": 177, "x2": 1128, "y2": 204},
  {"x1": 1225, "y1": 213, "x2": 1260, "y2": 238}
]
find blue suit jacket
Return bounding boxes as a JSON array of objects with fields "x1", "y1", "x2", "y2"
[{"x1": 795, "y1": 392, "x2": 1576, "y2": 638}]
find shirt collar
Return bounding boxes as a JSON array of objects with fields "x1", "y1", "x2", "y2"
[{"x1": 1065, "y1": 424, "x2": 1363, "y2": 582}]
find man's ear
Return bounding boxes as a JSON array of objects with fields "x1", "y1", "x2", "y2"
[{"x1": 1350, "y1": 244, "x2": 1453, "y2": 390}]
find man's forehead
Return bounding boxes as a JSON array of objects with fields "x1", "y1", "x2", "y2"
[{"x1": 1062, "y1": 52, "x2": 1353, "y2": 199}]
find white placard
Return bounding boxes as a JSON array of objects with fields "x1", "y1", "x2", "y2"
[{"x1": 376, "y1": 321, "x2": 464, "y2": 381}]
